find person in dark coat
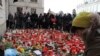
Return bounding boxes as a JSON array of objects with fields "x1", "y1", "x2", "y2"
[
  {"x1": 56, "y1": 14, "x2": 63, "y2": 30},
  {"x1": 26, "y1": 16, "x2": 31, "y2": 29},
  {"x1": 15, "y1": 9, "x2": 23, "y2": 29},
  {"x1": 8, "y1": 13, "x2": 14, "y2": 29},
  {"x1": 14, "y1": 13, "x2": 18, "y2": 29},
  {"x1": 22, "y1": 12, "x2": 27, "y2": 29},
  {"x1": 66, "y1": 13, "x2": 73, "y2": 32},
  {"x1": 42, "y1": 13, "x2": 47, "y2": 29},
  {"x1": 46, "y1": 13, "x2": 51, "y2": 29},
  {"x1": 24, "y1": 12, "x2": 30, "y2": 29},
  {"x1": 62, "y1": 14, "x2": 67, "y2": 31},
  {"x1": 38, "y1": 13, "x2": 43, "y2": 29},
  {"x1": 50, "y1": 14, "x2": 57, "y2": 29},
  {"x1": 71, "y1": 12, "x2": 100, "y2": 56},
  {"x1": 15, "y1": 12, "x2": 23, "y2": 29},
  {"x1": 30, "y1": 11, "x2": 38, "y2": 28}
]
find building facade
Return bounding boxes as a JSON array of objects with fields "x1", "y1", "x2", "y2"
[
  {"x1": 76, "y1": 0, "x2": 100, "y2": 13},
  {"x1": 0, "y1": 0, "x2": 7, "y2": 35},
  {"x1": 8, "y1": 0, "x2": 44, "y2": 16},
  {"x1": 0, "y1": 0, "x2": 44, "y2": 35}
]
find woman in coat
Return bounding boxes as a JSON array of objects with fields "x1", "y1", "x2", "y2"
[{"x1": 71, "y1": 12, "x2": 100, "y2": 56}]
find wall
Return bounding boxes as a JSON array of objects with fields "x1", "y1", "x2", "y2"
[
  {"x1": 8, "y1": 0, "x2": 44, "y2": 15},
  {"x1": 36, "y1": 8, "x2": 44, "y2": 15},
  {"x1": 0, "y1": 0, "x2": 6, "y2": 35},
  {"x1": 77, "y1": 0, "x2": 100, "y2": 13}
]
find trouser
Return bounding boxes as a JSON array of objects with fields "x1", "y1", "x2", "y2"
[
  {"x1": 26, "y1": 22, "x2": 31, "y2": 29},
  {"x1": 16, "y1": 22, "x2": 22, "y2": 29}
]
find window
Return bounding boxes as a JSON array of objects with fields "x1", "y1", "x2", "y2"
[
  {"x1": 30, "y1": 0, "x2": 37, "y2": 3},
  {"x1": 18, "y1": 0, "x2": 24, "y2": 2},
  {"x1": 31, "y1": 8, "x2": 36, "y2": 13},
  {"x1": 85, "y1": 2, "x2": 88, "y2": 4},
  {"x1": 98, "y1": 4, "x2": 100, "y2": 12},
  {"x1": 13, "y1": 0, "x2": 18, "y2": 2},
  {"x1": 94, "y1": 0, "x2": 98, "y2": 2},
  {"x1": 17, "y1": 7, "x2": 23, "y2": 12}
]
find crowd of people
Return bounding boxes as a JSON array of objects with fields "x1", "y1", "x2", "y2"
[{"x1": 7, "y1": 9, "x2": 76, "y2": 32}]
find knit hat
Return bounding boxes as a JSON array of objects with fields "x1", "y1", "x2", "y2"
[{"x1": 72, "y1": 12, "x2": 91, "y2": 28}]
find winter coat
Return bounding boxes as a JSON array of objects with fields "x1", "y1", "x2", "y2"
[{"x1": 83, "y1": 13, "x2": 100, "y2": 56}]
